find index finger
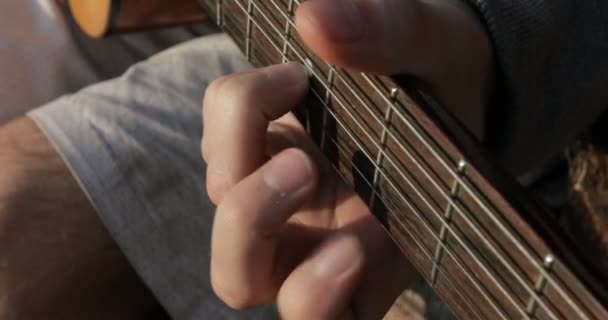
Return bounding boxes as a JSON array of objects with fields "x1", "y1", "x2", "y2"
[{"x1": 202, "y1": 62, "x2": 309, "y2": 203}]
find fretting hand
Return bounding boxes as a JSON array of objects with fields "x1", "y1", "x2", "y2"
[
  {"x1": 204, "y1": 62, "x2": 414, "y2": 319},
  {"x1": 203, "y1": 0, "x2": 492, "y2": 319}
]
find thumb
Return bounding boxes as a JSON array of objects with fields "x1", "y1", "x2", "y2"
[
  {"x1": 277, "y1": 234, "x2": 364, "y2": 320},
  {"x1": 295, "y1": 0, "x2": 490, "y2": 74},
  {"x1": 295, "y1": 0, "x2": 493, "y2": 137}
]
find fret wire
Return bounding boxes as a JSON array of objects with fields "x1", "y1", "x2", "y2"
[
  {"x1": 323, "y1": 69, "x2": 502, "y2": 258},
  {"x1": 259, "y1": 6, "x2": 553, "y2": 296},
  {"x1": 243, "y1": 18, "x2": 509, "y2": 308},
  {"x1": 329, "y1": 137, "x2": 490, "y2": 319},
  {"x1": 245, "y1": 12, "x2": 566, "y2": 302},
  {"x1": 239, "y1": 11, "x2": 541, "y2": 317},
  {"x1": 217, "y1": 2, "x2": 600, "y2": 320},
  {"x1": 325, "y1": 132, "x2": 487, "y2": 320},
  {"x1": 369, "y1": 89, "x2": 396, "y2": 210},
  {"x1": 245, "y1": 0, "x2": 320, "y2": 71},
  {"x1": 334, "y1": 70, "x2": 450, "y2": 202},
  {"x1": 431, "y1": 160, "x2": 467, "y2": 287},
  {"x1": 207, "y1": 13, "x2": 478, "y2": 318},
  {"x1": 240, "y1": 4, "x2": 474, "y2": 300},
  {"x1": 360, "y1": 74, "x2": 575, "y2": 302},
  {"x1": 237, "y1": 3, "x2": 536, "y2": 317},
  {"x1": 360, "y1": 74, "x2": 582, "y2": 319},
  {"x1": 255, "y1": 2, "x2": 533, "y2": 269},
  {"x1": 264, "y1": 0, "x2": 298, "y2": 34},
  {"x1": 320, "y1": 65, "x2": 336, "y2": 151},
  {"x1": 231, "y1": 1, "x2": 577, "y2": 317},
  {"x1": 268, "y1": 37, "x2": 519, "y2": 316},
  {"x1": 352, "y1": 75, "x2": 561, "y2": 320},
  {"x1": 245, "y1": 0, "x2": 254, "y2": 60},
  {"x1": 246, "y1": 12, "x2": 452, "y2": 230},
  {"x1": 245, "y1": 12, "x2": 552, "y2": 320},
  {"x1": 216, "y1": 0, "x2": 224, "y2": 26},
  {"x1": 311, "y1": 80, "x2": 525, "y2": 316},
  {"x1": 333, "y1": 68, "x2": 562, "y2": 317},
  {"x1": 280, "y1": 0, "x2": 295, "y2": 63},
  {"x1": 526, "y1": 255, "x2": 556, "y2": 317},
  {"x1": 257, "y1": 40, "x2": 519, "y2": 320},
  {"x1": 308, "y1": 84, "x2": 521, "y2": 319}
]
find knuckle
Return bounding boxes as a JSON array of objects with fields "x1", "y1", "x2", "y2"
[
  {"x1": 205, "y1": 72, "x2": 262, "y2": 111},
  {"x1": 202, "y1": 76, "x2": 226, "y2": 118},
  {"x1": 206, "y1": 184, "x2": 222, "y2": 205},
  {"x1": 206, "y1": 166, "x2": 231, "y2": 205},
  {"x1": 223, "y1": 75, "x2": 261, "y2": 111},
  {"x1": 203, "y1": 71, "x2": 264, "y2": 128},
  {"x1": 215, "y1": 191, "x2": 264, "y2": 233},
  {"x1": 214, "y1": 192, "x2": 247, "y2": 225},
  {"x1": 201, "y1": 136, "x2": 210, "y2": 163},
  {"x1": 207, "y1": 74, "x2": 230, "y2": 96},
  {"x1": 211, "y1": 274, "x2": 258, "y2": 310}
]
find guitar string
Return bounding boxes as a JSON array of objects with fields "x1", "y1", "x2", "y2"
[
  {"x1": 229, "y1": 3, "x2": 532, "y2": 318},
  {"x1": 233, "y1": 24, "x2": 498, "y2": 317},
  {"x1": 306, "y1": 73, "x2": 511, "y2": 318},
  {"x1": 265, "y1": 0, "x2": 541, "y2": 265},
  {"x1": 265, "y1": 0, "x2": 568, "y2": 292},
  {"x1": 259, "y1": 3, "x2": 580, "y2": 314},
  {"x1": 250, "y1": 2, "x2": 588, "y2": 318},
  {"x1": 213, "y1": 1, "x2": 584, "y2": 316},
  {"x1": 230, "y1": 1, "x2": 568, "y2": 318},
  {"x1": 211, "y1": 8, "x2": 495, "y2": 317},
  {"x1": 307, "y1": 84, "x2": 510, "y2": 319},
  {"x1": 237, "y1": 1, "x2": 565, "y2": 318},
  {"x1": 357, "y1": 72, "x2": 586, "y2": 319},
  {"x1": 244, "y1": 6, "x2": 580, "y2": 320},
  {"x1": 324, "y1": 132, "x2": 489, "y2": 320},
  {"x1": 303, "y1": 64, "x2": 520, "y2": 319},
  {"x1": 359, "y1": 74, "x2": 588, "y2": 318},
  {"x1": 218, "y1": 0, "x2": 586, "y2": 318}
]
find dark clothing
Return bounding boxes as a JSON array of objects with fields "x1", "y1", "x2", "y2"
[{"x1": 469, "y1": 0, "x2": 608, "y2": 174}]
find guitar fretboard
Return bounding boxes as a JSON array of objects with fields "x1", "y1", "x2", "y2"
[{"x1": 197, "y1": 0, "x2": 608, "y2": 318}]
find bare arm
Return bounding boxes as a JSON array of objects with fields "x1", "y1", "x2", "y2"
[{"x1": 0, "y1": 117, "x2": 159, "y2": 320}]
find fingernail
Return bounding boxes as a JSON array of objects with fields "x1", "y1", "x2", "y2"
[
  {"x1": 264, "y1": 62, "x2": 308, "y2": 87},
  {"x1": 314, "y1": 235, "x2": 363, "y2": 279},
  {"x1": 263, "y1": 149, "x2": 313, "y2": 196},
  {"x1": 313, "y1": 0, "x2": 364, "y2": 42}
]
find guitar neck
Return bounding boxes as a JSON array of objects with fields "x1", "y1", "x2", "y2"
[{"x1": 196, "y1": 0, "x2": 608, "y2": 318}]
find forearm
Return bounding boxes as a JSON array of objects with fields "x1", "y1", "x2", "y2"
[{"x1": 0, "y1": 118, "x2": 157, "y2": 319}]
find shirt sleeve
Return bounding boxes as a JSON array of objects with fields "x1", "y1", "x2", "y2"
[{"x1": 466, "y1": 0, "x2": 608, "y2": 174}]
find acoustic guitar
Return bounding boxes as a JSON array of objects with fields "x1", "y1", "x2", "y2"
[{"x1": 68, "y1": 0, "x2": 608, "y2": 319}]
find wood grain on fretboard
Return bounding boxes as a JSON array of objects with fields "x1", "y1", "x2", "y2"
[{"x1": 195, "y1": 0, "x2": 608, "y2": 318}]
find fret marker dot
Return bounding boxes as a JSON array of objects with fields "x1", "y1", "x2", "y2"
[
  {"x1": 457, "y1": 160, "x2": 467, "y2": 172},
  {"x1": 390, "y1": 88, "x2": 398, "y2": 99}
]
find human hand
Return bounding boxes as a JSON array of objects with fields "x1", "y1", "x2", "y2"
[
  {"x1": 296, "y1": 0, "x2": 493, "y2": 138},
  {"x1": 203, "y1": 0, "x2": 492, "y2": 319},
  {"x1": 203, "y1": 61, "x2": 414, "y2": 319}
]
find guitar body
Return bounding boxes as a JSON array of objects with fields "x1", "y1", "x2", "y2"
[
  {"x1": 68, "y1": 0, "x2": 207, "y2": 38},
  {"x1": 68, "y1": 1, "x2": 608, "y2": 319}
]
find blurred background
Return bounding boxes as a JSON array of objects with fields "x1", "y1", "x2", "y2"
[{"x1": 0, "y1": 0, "x2": 211, "y2": 125}]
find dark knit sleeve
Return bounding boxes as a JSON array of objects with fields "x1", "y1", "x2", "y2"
[{"x1": 466, "y1": 0, "x2": 608, "y2": 174}]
